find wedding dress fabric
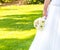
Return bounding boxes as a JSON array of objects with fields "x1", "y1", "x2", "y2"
[{"x1": 29, "y1": 0, "x2": 60, "y2": 50}]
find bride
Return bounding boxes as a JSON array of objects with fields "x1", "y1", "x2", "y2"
[{"x1": 29, "y1": 0, "x2": 60, "y2": 50}]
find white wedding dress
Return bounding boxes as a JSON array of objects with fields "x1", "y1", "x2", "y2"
[{"x1": 29, "y1": 0, "x2": 60, "y2": 50}]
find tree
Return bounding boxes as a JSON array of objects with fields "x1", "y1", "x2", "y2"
[
  {"x1": 0, "y1": 0, "x2": 44, "y2": 5},
  {"x1": 27, "y1": 0, "x2": 44, "y2": 4}
]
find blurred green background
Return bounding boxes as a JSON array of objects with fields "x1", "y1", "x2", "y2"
[
  {"x1": 0, "y1": 0, "x2": 44, "y2": 5},
  {"x1": 0, "y1": 0, "x2": 44, "y2": 50}
]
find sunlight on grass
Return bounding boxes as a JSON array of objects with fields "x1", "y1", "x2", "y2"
[
  {"x1": 0, "y1": 4, "x2": 43, "y2": 50},
  {"x1": 0, "y1": 29, "x2": 36, "y2": 39},
  {"x1": 0, "y1": 4, "x2": 43, "y2": 39},
  {"x1": 0, "y1": 45, "x2": 5, "y2": 48},
  {"x1": 0, "y1": 4, "x2": 43, "y2": 16}
]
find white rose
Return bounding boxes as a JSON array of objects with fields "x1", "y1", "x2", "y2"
[{"x1": 34, "y1": 16, "x2": 46, "y2": 31}]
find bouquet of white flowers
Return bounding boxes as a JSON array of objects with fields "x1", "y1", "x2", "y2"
[{"x1": 34, "y1": 16, "x2": 47, "y2": 31}]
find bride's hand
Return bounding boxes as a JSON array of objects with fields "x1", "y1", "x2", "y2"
[{"x1": 43, "y1": 10, "x2": 47, "y2": 17}]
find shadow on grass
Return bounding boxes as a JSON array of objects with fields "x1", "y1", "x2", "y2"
[
  {"x1": 0, "y1": 36, "x2": 34, "y2": 50},
  {"x1": 0, "y1": 10, "x2": 43, "y2": 31}
]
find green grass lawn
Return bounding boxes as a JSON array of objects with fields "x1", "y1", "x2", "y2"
[{"x1": 0, "y1": 4, "x2": 43, "y2": 50}]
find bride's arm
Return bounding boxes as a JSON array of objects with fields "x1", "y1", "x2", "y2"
[{"x1": 43, "y1": 0, "x2": 51, "y2": 17}]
